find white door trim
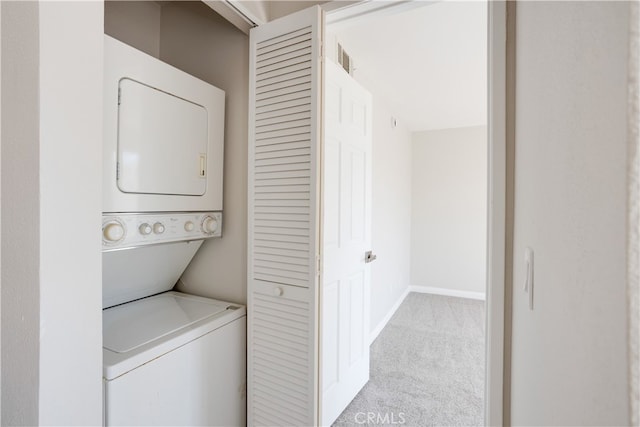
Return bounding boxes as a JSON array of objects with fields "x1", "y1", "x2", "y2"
[
  {"x1": 242, "y1": 1, "x2": 508, "y2": 423},
  {"x1": 627, "y1": 1, "x2": 640, "y2": 424},
  {"x1": 322, "y1": 1, "x2": 509, "y2": 425},
  {"x1": 485, "y1": 1, "x2": 507, "y2": 426}
]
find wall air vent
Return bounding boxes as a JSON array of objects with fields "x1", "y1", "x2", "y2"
[{"x1": 337, "y1": 43, "x2": 354, "y2": 75}]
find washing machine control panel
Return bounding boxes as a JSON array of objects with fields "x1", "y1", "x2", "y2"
[{"x1": 102, "y1": 211, "x2": 222, "y2": 250}]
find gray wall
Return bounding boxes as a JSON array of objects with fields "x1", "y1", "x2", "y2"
[
  {"x1": 510, "y1": 2, "x2": 630, "y2": 424},
  {"x1": 104, "y1": 1, "x2": 161, "y2": 57},
  {"x1": 1, "y1": 3, "x2": 40, "y2": 423},
  {"x1": 159, "y1": 2, "x2": 249, "y2": 304}
]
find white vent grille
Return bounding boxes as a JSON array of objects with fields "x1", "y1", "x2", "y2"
[
  {"x1": 337, "y1": 43, "x2": 353, "y2": 75},
  {"x1": 253, "y1": 27, "x2": 313, "y2": 289}
]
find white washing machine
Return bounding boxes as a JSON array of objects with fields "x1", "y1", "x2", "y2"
[
  {"x1": 101, "y1": 213, "x2": 247, "y2": 427},
  {"x1": 103, "y1": 291, "x2": 246, "y2": 426}
]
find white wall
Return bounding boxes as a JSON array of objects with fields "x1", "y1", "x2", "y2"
[
  {"x1": 2, "y1": 1, "x2": 103, "y2": 424},
  {"x1": 510, "y1": 2, "x2": 629, "y2": 424},
  {"x1": 38, "y1": 3, "x2": 104, "y2": 423},
  {"x1": 159, "y1": 2, "x2": 249, "y2": 304},
  {"x1": 411, "y1": 126, "x2": 487, "y2": 296},
  {"x1": 342, "y1": 62, "x2": 413, "y2": 336},
  {"x1": 368, "y1": 96, "x2": 413, "y2": 333},
  {"x1": 237, "y1": 0, "x2": 270, "y2": 23}
]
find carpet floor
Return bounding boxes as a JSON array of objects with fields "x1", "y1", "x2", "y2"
[{"x1": 332, "y1": 292, "x2": 485, "y2": 427}]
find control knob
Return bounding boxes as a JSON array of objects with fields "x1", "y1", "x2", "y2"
[
  {"x1": 202, "y1": 215, "x2": 219, "y2": 234},
  {"x1": 103, "y1": 221, "x2": 125, "y2": 243},
  {"x1": 139, "y1": 223, "x2": 152, "y2": 235},
  {"x1": 153, "y1": 222, "x2": 165, "y2": 234}
]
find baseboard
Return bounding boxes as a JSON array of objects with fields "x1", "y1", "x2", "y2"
[
  {"x1": 410, "y1": 285, "x2": 486, "y2": 301},
  {"x1": 369, "y1": 286, "x2": 410, "y2": 345},
  {"x1": 367, "y1": 286, "x2": 485, "y2": 346}
]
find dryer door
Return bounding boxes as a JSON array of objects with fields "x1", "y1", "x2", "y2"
[{"x1": 117, "y1": 78, "x2": 208, "y2": 196}]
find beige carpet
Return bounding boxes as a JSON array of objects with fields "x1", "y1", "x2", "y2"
[{"x1": 333, "y1": 292, "x2": 485, "y2": 427}]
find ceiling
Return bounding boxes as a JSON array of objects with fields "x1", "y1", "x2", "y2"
[{"x1": 329, "y1": 0, "x2": 487, "y2": 132}]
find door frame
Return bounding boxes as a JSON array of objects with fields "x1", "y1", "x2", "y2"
[
  {"x1": 485, "y1": 2, "x2": 507, "y2": 426},
  {"x1": 240, "y1": 0, "x2": 508, "y2": 424},
  {"x1": 322, "y1": 2, "x2": 508, "y2": 425}
]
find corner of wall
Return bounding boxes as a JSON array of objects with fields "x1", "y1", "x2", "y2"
[
  {"x1": 1, "y1": 2, "x2": 41, "y2": 424},
  {"x1": 37, "y1": 1, "x2": 104, "y2": 424},
  {"x1": 627, "y1": 1, "x2": 640, "y2": 424},
  {"x1": 159, "y1": 1, "x2": 249, "y2": 304},
  {"x1": 0, "y1": 0, "x2": 3, "y2": 418}
]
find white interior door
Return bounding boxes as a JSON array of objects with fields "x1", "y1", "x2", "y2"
[{"x1": 321, "y1": 59, "x2": 373, "y2": 426}]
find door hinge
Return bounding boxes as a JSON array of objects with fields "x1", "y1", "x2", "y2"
[
  {"x1": 116, "y1": 162, "x2": 120, "y2": 180},
  {"x1": 117, "y1": 87, "x2": 121, "y2": 105}
]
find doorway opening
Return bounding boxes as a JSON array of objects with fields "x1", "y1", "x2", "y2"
[{"x1": 320, "y1": 1, "x2": 500, "y2": 425}]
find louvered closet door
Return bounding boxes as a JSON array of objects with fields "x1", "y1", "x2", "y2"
[{"x1": 248, "y1": 6, "x2": 323, "y2": 427}]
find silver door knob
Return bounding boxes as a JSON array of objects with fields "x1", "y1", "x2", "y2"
[{"x1": 365, "y1": 251, "x2": 377, "y2": 263}]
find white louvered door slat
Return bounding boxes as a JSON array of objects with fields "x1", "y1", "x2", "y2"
[{"x1": 248, "y1": 6, "x2": 323, "y2": 427}]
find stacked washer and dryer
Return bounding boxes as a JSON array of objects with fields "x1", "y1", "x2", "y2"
[{"x1": 101, "y1": 36, "x2": 246, "y2": 426}]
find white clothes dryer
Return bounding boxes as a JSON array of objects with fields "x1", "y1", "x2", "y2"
[{"x1": 103, "y1": 35, "x2": 225, "y2": 214}]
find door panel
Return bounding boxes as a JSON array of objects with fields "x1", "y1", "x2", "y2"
[
  {"x1": 321, "y1": 59, "x2": 373, "y2": 426},
  {"x1": 324, "y1": 139, "x2": 341, "y2": 248},
  {"x1": 322, "y1": 281, "x2": 340, "y2": 389},
  {"x1": 117, "y1": 78, "x2": 208, "y2": 196},
  {"x1": 248, "y1": 6, "x2": 323, "y2": 426},
  {"x1": 348, "y1": 271, "x2": 365, "y2": 364},
  {"x1": 347, "y1": 149, "x2": 366, "y2": 242}
]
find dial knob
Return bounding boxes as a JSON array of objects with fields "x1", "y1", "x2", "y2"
[
  {"x1": 184, "y1": 221, "x2": 195, "y2": 232},
  {"x1": 202, "y1": 216, "x2": 219, "y2": 234},
  {"x1": 153, "y1": 222, "x2": 165, "y2": 234},
  {"x1": 139, "y1": 223, "x2": 152, "y2": 235},
  {"x1": 103, "y1": 221, "x2": 125, "y2": 242}
]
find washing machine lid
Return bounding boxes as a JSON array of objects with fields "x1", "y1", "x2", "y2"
[{"x1": 103, "y1": 292, "x2": 229, "y2": 354}]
